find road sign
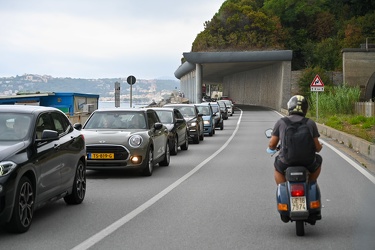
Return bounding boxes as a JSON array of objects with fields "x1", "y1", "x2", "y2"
[
  {"x1": 310, "y1": 74, "x2": 324, "y2": 92},
  {"x1": 127, "y1": 75, "x2": 136, "y2": 85},
  {"x1": 115, "y1": 81, "x2": 120, "y2": 107}
]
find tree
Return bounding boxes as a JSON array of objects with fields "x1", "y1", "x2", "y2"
[{"x1": 192, "y1": 0, "x2": 285, "y2": 51}]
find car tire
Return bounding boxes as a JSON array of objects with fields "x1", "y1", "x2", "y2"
[
  {"x1": 159, "y1": 143, "x2": 170, "y2": 166},
  {"x1": 209, "y1": 126, "x2": 214, "y2": 136},
  {"x1": 170, "y1": 136, "x2": 178, "y2": 155},
  {"x1": 64, "y1": 160, "x2": 86, "y2": 205},
  {"x1": 199, "y1": 129, "x2": 204, "y2": 141},
  {"x1": 193, "y1": 134, "x2": 200, "y2": 144},
  {"x1": 180, "y1": 131, "x2": 189, "y2": 150},
  {"x1": 5, "y1": 176, "x2": 34, "y2": 233},
  {"x1": 141, "y1": 147, "x2": 154, "y2": 176},
  {"x1": 220, "y1": 122, "x2": 224, "y2": 130}
]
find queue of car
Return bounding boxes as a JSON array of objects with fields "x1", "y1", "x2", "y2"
[{"x1": 0, "y1": 99, "x2": 234, "y2": 233}]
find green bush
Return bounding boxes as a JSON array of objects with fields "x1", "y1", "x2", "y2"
[{"x1": 309, "y1": 84, "x2": 361, "y2": 117}]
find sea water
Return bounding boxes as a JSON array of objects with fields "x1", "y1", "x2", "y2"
[{"x1": 98, "y1": 101, "x2": 147, "y2": 109}]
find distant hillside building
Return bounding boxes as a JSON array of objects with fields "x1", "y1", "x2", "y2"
[{"x1": 0, "y1": 92, "x2": 99, "y2": 115}]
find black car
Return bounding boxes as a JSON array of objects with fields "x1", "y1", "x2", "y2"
[
  {"x1": 163, "y1": 104, "x2": 204, "y2": 144},
  {"x1": 209, "y1": 102, "x2": 224, "y2": 130},
  {"x1": 216, "y1": 101, "x2": 228, "y2": 120},
  {"x1": 153, "y1": 108, "x2": 189, "y2": 155},
  {"x1": 0, "y1": 105, "x2": 86, "y2": 233}
]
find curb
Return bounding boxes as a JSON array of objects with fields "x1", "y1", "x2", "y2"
[
  {"x1": 316, "y1": 123, "x2": 375, "y2": 160},
  {"x1": 279, "y1": 107, "x2": 374, "y2": 165}
]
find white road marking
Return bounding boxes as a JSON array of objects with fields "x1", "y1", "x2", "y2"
[
  {"x1": 71, "y1": 111, "x2": 243, "y2": 250},
  {"x1": 319, "y1": 139, "x2": 375, "y2": 184}
]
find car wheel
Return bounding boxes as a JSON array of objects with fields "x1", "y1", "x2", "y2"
[
  {"x1": 170, "y1": 136, "x2": 178, "y2": 155},
  {"x1": 180, "y1": 131, "x2": 189, "y2": 150},
  {"x1": 159, "y1": 143, "x2": 170, "y2": 166},
  {"x1": 193, "y1": 134, "x2": 200, "y2": 144},
  {"x1": 6, "y1": 176, "x2": 34, "y2": 233},
  {"x1": 209, "y1": 126, "x2": 214, "y2": 136},
  {"x1": 141, "y1": 147, "x2": 154, "y2": 176},
  {"x1": 199, "y1": 128, "x2": 204, "y2": 141},
  {"x1": 220, "y1": 122, "x2": 224, "y2": 130},
  {"x1": 64, "y1": 160, "x2": 86, "y2": 205}
]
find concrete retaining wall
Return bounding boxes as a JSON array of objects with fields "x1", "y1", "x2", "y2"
[
  {"x1": 317, "y1": 123, "x2": 375, "y2": 160},
  {"x1": 222, "y1": 61, "x2": 291, "y2": 111},
  {"x1": 280, "y1": 108, "x2": 374, "y2": 161}
]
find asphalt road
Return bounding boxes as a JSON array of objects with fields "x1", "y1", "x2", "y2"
[{"x1": 0, "y1": 106, "x2": 374, "y2": 250}]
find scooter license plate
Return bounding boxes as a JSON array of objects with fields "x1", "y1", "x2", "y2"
[{"x1": 291, "y1": 197, "x2": 307, "y2": 211}]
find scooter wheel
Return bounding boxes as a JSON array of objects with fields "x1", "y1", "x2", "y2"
[{"x1": 296, "y1": 221, "x2": 305, "y2": 236}]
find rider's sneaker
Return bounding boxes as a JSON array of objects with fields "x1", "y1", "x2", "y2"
[{"x1": 306, "y1": 212, "x2": 322, "y2": 225}]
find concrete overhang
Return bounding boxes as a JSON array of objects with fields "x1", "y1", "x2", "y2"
[{"x1": 174, "y1": 50, "x2": 293, "y2": 82}]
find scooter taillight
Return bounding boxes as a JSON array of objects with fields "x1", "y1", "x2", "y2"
[{"x1": 290, "y1": 184, "x2": 305, "y2": 197}]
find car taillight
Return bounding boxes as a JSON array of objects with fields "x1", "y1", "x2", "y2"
[{"x1": 290, "y1": 183, "x2": 305, "y2": 197}]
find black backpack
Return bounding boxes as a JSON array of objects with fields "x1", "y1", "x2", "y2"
[{"x1": 281, "y1": 117, "x2": 316, "y2": 166}]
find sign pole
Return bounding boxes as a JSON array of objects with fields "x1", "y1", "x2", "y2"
[
  {"x1": 127, "y1": 75, "x2": 136, "y2": 108},
  {"x1": 310, "y1": 74, "x2": 324, "y2": 121},
  {"x1": 316, "y1": 91, "x2": 319, "y2": 121},
  {"x1": 130, "y1": 84, "x2": 133, "y2": 108}
]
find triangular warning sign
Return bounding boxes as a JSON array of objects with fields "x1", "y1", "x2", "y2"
[{"x1": 311, "y1": 75, "x2": 324, "y2": 86}]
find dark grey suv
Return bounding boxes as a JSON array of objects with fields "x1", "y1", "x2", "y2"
[{"x1": 163, "y1": 104, "x2": 204, "y2": 144}]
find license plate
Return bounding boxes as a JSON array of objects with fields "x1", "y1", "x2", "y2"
[
  {"x1": 291, "y1": 197, "x2": 307, "y2": 211},
  {"x1": 89, "y1": 153, "x2": 114, "y2": 159}
]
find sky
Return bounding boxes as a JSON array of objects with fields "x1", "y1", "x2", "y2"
[{"x1": 0, "y1": 0, "x2": 225, "y2": 80}]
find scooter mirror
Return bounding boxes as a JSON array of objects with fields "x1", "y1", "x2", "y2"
[{"x1": 265, "y1": 129, "x2": 273, "y2": 138}]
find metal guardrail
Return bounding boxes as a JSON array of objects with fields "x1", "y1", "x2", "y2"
[{"x1": 354, "y1": 102, "x2": 374, "y2": 117}]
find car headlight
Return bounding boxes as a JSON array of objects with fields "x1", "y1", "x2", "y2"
[
  {"x1": 204, "y1": 120, "x2": 211, "y2": 125},
  {"x1": 129, "y1": 135, "x2": 143, "y2": 148},
  {"x1": 189, "y1": 122, "x2": 197, "y2": 127},
  {"x1": 0, "y1": 161, "x2": 17, "y2": 176}
]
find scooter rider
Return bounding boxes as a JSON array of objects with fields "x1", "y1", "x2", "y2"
[{"x1": 267, "y1": 95, "x2": 323, "y2": 185}]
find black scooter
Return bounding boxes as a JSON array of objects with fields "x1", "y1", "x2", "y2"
[{"x1": 265, "y1": 129, "x2": 322, "y2": 236}]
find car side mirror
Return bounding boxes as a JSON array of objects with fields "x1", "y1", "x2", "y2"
[
  {"x1": 74, "y1": 123, "x2": 82, "y2": 130},
  {"x1": 154, "y1": 122, "x2": 163, "y2": 130},
  {"x1": 265, "y1": 129, "x2": 273, "y2": 138},
  {"x1": 36, "y1": 129, "x2": 59, "y2": 142}
]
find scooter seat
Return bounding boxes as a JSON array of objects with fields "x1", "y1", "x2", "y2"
[{"x1": 285, "y1": 167, "x2": 308, "y2": 182}]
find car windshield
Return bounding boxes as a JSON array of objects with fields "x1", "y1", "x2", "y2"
[
  {"x1": 0, "y1": 113, "x2": 32, "y2": 141},
  {"x1": 211, "y1": 105, "x2": 220, "y2": 113},
  {"x1": 156, "y1": 110, "x2": 173, "y2": 124},
  {"x1": 176, "y1": 107, "x2": 195, "y2": 118},
  {"x1": 217, "y1": 102, "x2": 226, "y2": 108},
  {"x1": 197, "y1": 106, "x2": 211, "y2": 116},
  {"x1": 84, "y1": 111, "x2": 146, "y2": 129}
]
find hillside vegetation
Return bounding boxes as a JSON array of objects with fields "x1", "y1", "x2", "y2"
[
  {"x1": 192, "y1": 0, "x2": 375, "y2": 142},
  {"x1": 193, "y1": 0, "x2": 375, "y2": 71}
]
